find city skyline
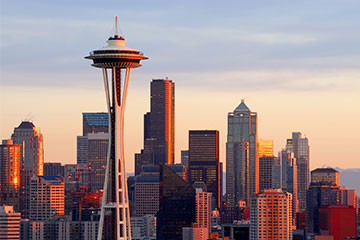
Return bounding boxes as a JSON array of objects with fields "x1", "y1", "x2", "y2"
[{"x1": 1, "y1": 1, "x2": 360, "y2": 171}]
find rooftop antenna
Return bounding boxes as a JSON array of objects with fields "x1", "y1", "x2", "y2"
[{"x1": 115, "y1": 16, "x2": 118, "y2": 36}]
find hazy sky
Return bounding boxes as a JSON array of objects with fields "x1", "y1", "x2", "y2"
[{"x1": 1, "y1": 0, "x2": 360, "y2": 172}]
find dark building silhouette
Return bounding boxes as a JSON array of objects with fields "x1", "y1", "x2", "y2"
[
  {"x1": 156, "y1": 164, "x2": 195, "y2": 240},
  {"x1": 259, "y1": 156, "x2": 275, "y2": 193},
  {"x1": 135, "y1": 79, "x2": 175, "y2": 175},
  {"x1": 188, "y1": 130, "x2": 220, "y2": 209},
  {"x1": 44, "y1": 162, "x2": 64, "y2": 177},
  {"x1": 306, "y1": 182, "x2": 339, "y2": 235}
]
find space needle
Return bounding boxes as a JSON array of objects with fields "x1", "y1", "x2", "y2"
[{"x1": 85, "y1": 17, "x2": 148, "y2": 240}]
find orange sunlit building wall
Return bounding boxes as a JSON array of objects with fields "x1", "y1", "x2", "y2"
[
  {"x1": 258, "y1": 139, "x2": 273, "y2": 157},
  {"x1": 0, "y1": 139, "x2": 21, "y2": 212},
  {"x1": 251, "y1": 189, "x2": 293, "y2": 240}
]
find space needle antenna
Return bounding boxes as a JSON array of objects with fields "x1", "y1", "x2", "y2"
[{"x1": 115, "y1": 16, "x2": 118, "y2": 36}]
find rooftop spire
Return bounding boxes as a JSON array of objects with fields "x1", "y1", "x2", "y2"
[{"x1": 115, "y1": 16, "x2": 118, "y2": 36}]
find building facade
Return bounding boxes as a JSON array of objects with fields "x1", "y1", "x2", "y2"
[
  {"x1": 189, "y1": 130, "x2": 220, "y2": 208},
  {"x1": 250, "y1": 189, "x2": 293, "y2": 240},
  {"x1": 156, "y1": 164, "x2": 195, "y2": 240},
  {"x1": 311, "y1": 168, "x2": 339, "y2": 186},
  {"x1": 0, "y1": 140, "x2": 21, "y2": 211},
  {"x1": 11, "y1": 121, "x2": 44, "y2": 219},
  {"x1": 291, "y1": 132, "x2": 309, "y2": 211},
  {"x1": 226, "y1": 100, "x2": 258, "y2": 207},
  {"x1": 0, "y1": 205, "x2": 21, "y2": 240},
  {"x1": 30, "y1": 176, "x2": 65, "y2": 221},
  {"x1": 135, "y1": 79, "x2": 175, "y2": 174}
]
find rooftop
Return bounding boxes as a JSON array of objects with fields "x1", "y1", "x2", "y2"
[
  {"x1": 17, "y1": 121, "x2": 35, "y2": 129},
  {"x1": 83, "y1": 112, "x2": 108, "y2": 127},
  {"x1": 312, "y1": 168, "x2": 338, "y2": 173},
  {"x1": 234, "y1": 99, "x2": 250, "y2": 112}
]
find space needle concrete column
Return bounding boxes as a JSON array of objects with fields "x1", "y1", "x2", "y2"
[{"x1": 85, "y1": 18, "x2": 148, "y2": 240}]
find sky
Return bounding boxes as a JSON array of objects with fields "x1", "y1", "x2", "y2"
[{"x1": 1, "y1": 0, "x2": 360, "y2": 172}]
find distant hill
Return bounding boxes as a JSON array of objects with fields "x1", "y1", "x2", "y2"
[{"x1": 336, "y1": 168, "x2": 360, "y2": 194}]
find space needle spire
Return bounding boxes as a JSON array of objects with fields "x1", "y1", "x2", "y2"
[{"x1": 85, "y1": 17, "x2": 148, "y2": 240}]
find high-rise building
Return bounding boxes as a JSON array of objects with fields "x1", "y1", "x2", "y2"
[
  {"x1": 189, "y1": 130, "x2": 220, "y2": 208},
  {"x1": 30, "y1": 176, "x2": 65, "y2": 221},
  {"x1": 0, "y1": 140, "x2": 21, "y2": 211},
  {"x1": 195, "y1": 189, "x2": 212, "y2": 233},
  {"x1": 135, "y1": 79, "x2": 175, "y2": 174},
  {"x1": 0, "y1": 205, "x2": 21, "y2": 240},
  {"x1": 134, "y1": 164, "x2": 186, "y2": 217},
  {"x1": 291, "y1": 132, "x2": 309, "y2": 211},
  {"x1": 281, "y1": 150, "x2": 298, "y2": 226},
  {"x1": 319, "y1": 205, "x2": 357, "y2": 240},
  {"x1": 44, "y1": 162, "x2": 64, "y2": 177},
  {"x1": 82, "y1": 112, "x2": 108, "y2": 136},
  {"x1": 134, "y1": 174, "x2": 159, "y2": 217},
  {"x1": 259, "y1": 156, "x2": 276, "y2": 193},
  {"x1": 311, "y1": 168, "x2": 339, "y2": 186},
  {"x1": 271, "y1": 157, "x2": 282, "y2": 189},
  {"x1": 11, "y1": 121, "x2": 44, "y2": 219},
  {"x1": 250, "y1": 189, "x2": 293, "y2": 240},
  {"x1": 258, "y1": 139, "x2": 273, "y2": 157},
  {"x1": 181, "y1": 150, "x2": 189, "y2": 170},
  {"x1": 226, "y1": 100, "x2": 258, "y2": 207},
  {"x1": 306, "y1": 182, "x2": 339, "y2": 235},
  {"x1": 87, "y1": 132, "x2": 108, "y2": 191},
  {"x1": 77, "y1": 112, "x2": 109, "y2": 165},
  {"x1": 156, "y1": 164, "x2": 195, "y2": 240}
]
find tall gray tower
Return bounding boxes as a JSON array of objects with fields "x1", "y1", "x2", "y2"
[
  {"x1": 85, "y1": 17, "x2": 148, "y2": 240},
  {"x1": 226, "y1": 100, "x2": 258, "y2": 208}
]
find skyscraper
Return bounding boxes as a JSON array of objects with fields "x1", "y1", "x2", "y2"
[
  {"x1": 77, "y1": 112, "x2": 109, "y2": 165},
  {"x1": 291, "y1": 132, "x2": 309, "y2": 211},
  {"x1": 281, "y1": 150, "x2": 298, "y2": 226},
  {"x1": 135, "y1": 79, "x2": 175, "y2": 173},
  {"x1": 250, "y1": 189, "x2": 293, "y2": 240},
  {"x1": 226, "y1": 100, "x2": 258, "y2": 207},
  {"x1": 30, "y1": 175, "x2": 65, "y2": 221},
  {"x1": 85, "y1": 19, "x2": 148, "y2": 239},
  {"x1": 259, "y1": 156, "x2": 276, "y2": 193},
  {"x1": 11, "y1": 121, "x2": 44, "y2": 219},
  {"x1": 306, "y1": 182, "x2": 339, "y2": 235},
  {"x1": 189, "y1": 130, "x2": 220, "y2": 208},
  {"x1": 156, "y1": 164, "x2": 195, "y2": 240},
  {"x1": 0, "y1": 140, "x2": 21, "y2": 211},
  {"x1": 87, "y1": 132, "x2": 108, "y2": 191},
  {"x1": 195, "y1": 189, "x2": 212, "y2": 234}
]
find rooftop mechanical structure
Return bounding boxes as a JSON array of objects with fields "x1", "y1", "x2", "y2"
[{"x1": 85, "y1": 17, "x2": 148, "y2": 240}]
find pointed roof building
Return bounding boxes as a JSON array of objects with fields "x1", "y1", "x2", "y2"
[{"x1": 234, "y1": 99, "x2": 250, "y2": 112}]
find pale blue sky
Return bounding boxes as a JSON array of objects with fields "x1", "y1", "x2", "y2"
[{"x1": 1, "y1": 1, "x2": 360, "y2": 170}]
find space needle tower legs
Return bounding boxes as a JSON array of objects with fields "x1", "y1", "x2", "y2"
[{"x1": 86, "y1": 17, "x2": 148, "y2": 240}]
